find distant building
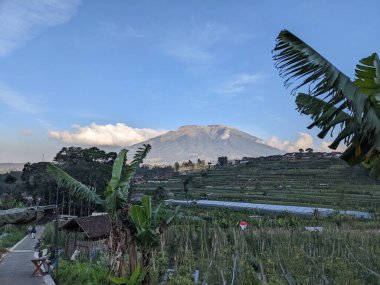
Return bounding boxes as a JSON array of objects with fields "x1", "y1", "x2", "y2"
[
  {"x1": 231, "y1": 159, "x2": 242, "y2": 165},
  {"x1": 283, "y1": 153, "x2": 296, "y2": 161},
  {"x1": 234, "y1": 150, "x2": 342, "y2": 163},
  {"x1": 267, "y1": 155, "x2": 283, "y2": 161},
  {"x1": 242, "y1": 157, "x2": 255, "y2": 161},
  {"x1": 331, "y1": 152, "x2": 342, "y2": 158}
]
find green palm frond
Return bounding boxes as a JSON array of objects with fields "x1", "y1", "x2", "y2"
[
  {"x1": 119, "y1": 144, "x2": 152, "y2": 191},
  {"x1": 354, "y1": 53, "x2": 380, "y2": 121},
  {"x1": 129, "y1": 195, "x2": 179, "y2": 249},
  {"x1": 108, "y1": 149, "x2": 128, "y2": 192},
  {"x1": 109, "y1": 265, "x2": 146, "y2": 285},
  {"x1": 129, "y1": 195, "x2": 158, "y2": 248},
  {"x1": 273, "y1": 30, "x2": 380, "y2": 177},
  {"x1": 46, "y1": 163, "x2": 104, "y2": 205},
  {"x1": 105, "y1": 146, "x2": 151, "y2": 217},
  {"x1": 355, "y1": 53, "x2": 380, "y2": 98},
  {"x1": 273, "y1": 30, "x2": 366, "y2": 127},
  {"x1": 295, "y1": 93, "x2": 354, "y2": 143}
]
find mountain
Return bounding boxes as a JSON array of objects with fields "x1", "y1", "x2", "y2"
[
  {"x1": 128, "y1": 125, "x2": 282, "y2": 164},
  {"x1": 0, "y1": 163, "x2": 25, "y2": 174}
]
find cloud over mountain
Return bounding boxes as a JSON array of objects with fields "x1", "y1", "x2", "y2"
[
  {"x1": 266, "y1": 133, "x2": 347, "y2": 153},
  {"x1": 49, "y1": 123, "x2": 167, "y2": 146},
  {"x1": 266, "y1": 133, "x2": 314, "y2": 152}
]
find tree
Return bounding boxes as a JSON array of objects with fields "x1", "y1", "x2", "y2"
[
  {"x1": 182, "y1": 176, "x2": 192, "y2": 203},
  {"x1": 47, "y1": 145, "x2": 151, "y2": 277},
  {"x1": 54, "y1": 146, "x2": 117, "y2": 199},
  {"x1": 22, "y1": 162, "x2": 58, "y2": 206},
  {"x1": 174, "y1": 162, "x2": 180, "y2": 172},
  {"x1": 197, "y1": 159, "x2": 205, "y2": 168},
  {"x1": 187, "y1": 160, "x2": 194, "y2": 171},
  {"x1": 4, "y1": 174, "x2": 17, "y2": 196},
  {"x1": 4, "y1": 174, "x2": 17, "y2": 185},
  {"x1": 21, "y1": 147, "x2": 116, "y2": 214},
  {"x1": 54, "y1": 146, "x2": 117, "y2": 165},
  {"x1": 273, "y1": 30, "x2": 380, "y2": 178},
  {"x1": 217, "y1": 156, "x2": 228, "y2": 166},
  {"x1": 152, "y1": 186, "x2": 168, "y2": 201}
]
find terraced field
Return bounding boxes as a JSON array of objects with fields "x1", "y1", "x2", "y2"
[{"x1": 137, "y1": 158, "x2": 380, "y2": 211}]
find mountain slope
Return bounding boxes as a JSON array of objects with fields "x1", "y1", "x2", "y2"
[
  {"x1": 128, "y1": 125, "x2": 282, "y2": 164},
  {"x1": 0, "y1": 163, "x2": 25, "y2": 174}
]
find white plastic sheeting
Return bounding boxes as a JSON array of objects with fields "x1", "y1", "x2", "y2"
[{"x1": 165, "y1": 199, "x2": 372, "y2": 219}]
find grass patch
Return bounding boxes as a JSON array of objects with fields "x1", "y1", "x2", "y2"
[{"x1": 0, "y1": 225, "x2": 27, "y2": 248}]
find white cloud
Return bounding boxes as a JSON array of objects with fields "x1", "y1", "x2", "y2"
[
  {"x1": 215, "y1": 73, "x2": 264, "y2": 94},
  {"x1": 320, "y1": 140, "x2": 347, "y2": 152},
  {"x1": 265, "y1": 133, "x2": 348, "y2": 153},
  {"x1": 266, "y1": 133, "x2": 314, "y2": 152},
  {"x1": 0, "y1": 83, "x2": 40, "y2": 113},
  {"x1": 49, "y1": 123, "x2": 167, "y2": 146},
  {"x1": 99, "y1": 21, "x2": 147, "y2": 39},
  {"x1": 0, "y1": 0, "x2": 80, "y2": 56}
]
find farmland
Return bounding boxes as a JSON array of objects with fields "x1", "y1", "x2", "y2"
[
  {"x1": 153, "y1": 212, "x2": 380, "y2": 284},
  {"x1": 129, "y1": 158, "x2": 380, "y2": 283},
  {"x1": 136, "y1": 158, "x2": 380, "y2": 212}
]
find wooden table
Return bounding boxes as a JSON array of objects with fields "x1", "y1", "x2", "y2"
[{"x1": 31, "y1": 258, "x2": 47, "y2": 276}]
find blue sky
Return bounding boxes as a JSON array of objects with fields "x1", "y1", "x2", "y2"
[{"x1": 1, "y1": 0, "x2": 379, "y2": 162}]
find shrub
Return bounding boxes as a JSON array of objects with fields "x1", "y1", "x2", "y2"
[
  {"x1": 55, "y1": 259, "x2": 110, "y2": 285},
  {"x1": 168, "y1": 275, "x2": 194, "y2": 285},
  {"x1": 40, "y1": 222, "x2": 67, "y2": 247},
  {"x1": 0, "y1": 247, "x2": 8, "y2": 254},
  {"x1": 0, "y1": 225, "x2": 26, "y2": 248}
]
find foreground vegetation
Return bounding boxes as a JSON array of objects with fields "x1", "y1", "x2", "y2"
[
  {"x1": 50, "y1": 207, "x2": 380, "y2": 284},
  {"x1": 0, "y1": 224, "x2": 27, "y2": 253},
  {"x1": 55, "y1": 259, "x2": 110, "y2": 285},
  {"x1": 156, "y1": 216, "x2": 380, "y2": 284}
]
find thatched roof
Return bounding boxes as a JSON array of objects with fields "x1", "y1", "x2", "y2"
[{"x1": 60, "y1": 214, "x2": 111, "y2": 240}]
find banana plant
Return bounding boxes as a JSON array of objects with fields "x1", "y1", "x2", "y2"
[
  {"x1": 273, "y1": 30, "x2": 380, "y2": 178},
  {"x1": 110, "y1": 265, "x2": 146, "y2": 285},
  {"x1": 46, "y1": 144, "x2": 151, "y2": 276},
  {"x1": 129, "y1": 195, "x2": 180, "y2": 284}
]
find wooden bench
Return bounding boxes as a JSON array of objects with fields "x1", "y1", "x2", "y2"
[{"x1": 31, "y1": 257, "x2": 47, "y2": 276}]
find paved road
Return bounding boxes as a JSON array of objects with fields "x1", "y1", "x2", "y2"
[{"x1": 0, "y1": 225, "x2": 45, "y2": 285}]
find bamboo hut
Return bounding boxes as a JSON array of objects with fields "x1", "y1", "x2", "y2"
[{"x1": 60, "y1": 214, "x2": 111, "y2": 259}]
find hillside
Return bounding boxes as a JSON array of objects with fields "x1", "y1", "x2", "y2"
[
  {"x1": 136, "y1": 158, "x2": 380, "y2": 211},
  {"x1": 128, "y1": 125, "x2": 282, "y2": 164}
]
